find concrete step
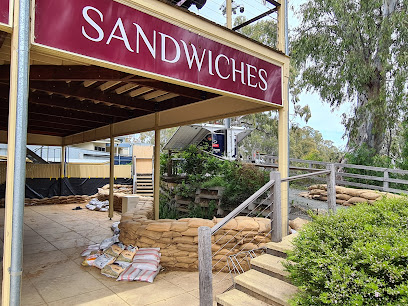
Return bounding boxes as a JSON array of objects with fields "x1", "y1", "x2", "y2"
[
  {"x1": 216, "y1": 289, "x2": 270, "y2": 306},
  {"x1": 250, "y1": 254, "x2": 289, "y2": 282},
  {"x1": 235, "y1": 269, "x2": 297, "y2": 306},
  {"x1": 266, "y1": 233, "x2": 298, "y2": 258}
]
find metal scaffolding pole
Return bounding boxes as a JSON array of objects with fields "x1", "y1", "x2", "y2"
[{"x1": 2, "y1": 0, "x2": 31, "y2": 304}]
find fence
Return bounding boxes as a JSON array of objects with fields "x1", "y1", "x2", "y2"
[
  {"x1": 252, "y1": 155, "x2": 408, "y2": 195},
  {"x1": 0, "y1": 163, "x2": 132, "y2": 184},
  {"x1": 197, "y1": 167, "x2": 336, "y2": 305}
]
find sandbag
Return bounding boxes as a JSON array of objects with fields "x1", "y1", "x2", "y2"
[
  {"x1": 336, "y1": 194, "x2": 352, "y2": 201},
  {"x1": 173, "y1": 236, "x2": 195, "y2": 244},
  {"x1": 347, "y1": 197, "x2": 368, "y2": 204},
  {"x1": 180, "y1": 228, "x2": 199, "y2": 237},
  {"x1": 170, "y1": 222, "x2": 189, "y2": 232},
  {"x1": 187, "y1": 218, "x2": 214, "y2": 228},
  {"x1": 236, "y1": 218, "x2": 259, "y2": 231},
  {"x1": 213, "y1": 218, "x2": 238, "y2": 230},
  {"x1": 138, "y1": 236, "x2": 156, "y2": 245},
  {"x1": 145, "y1": 222, "x2": 172, "y2": 232},
  {"x1": 344, "y1": 188, "x2": 365, "y2": 198},
  {"x1": 138, "y1": 229, "x2": 163, "y2": 240},
  {"x1": 101, "y1": 264, "x2": 125, "y2": 278},
  {"x1": 360, "y1": 191, "x2": 381, "y2": 200},
  {"x1": 176, "y1": 257, "x2": 197, "y2": 264},
  {"x1": 133, "y1": 267, "x2": 161, "y2": 283},
  {"x1": 176, "y1": 243, "x2": 198, "y2": 252},
  {"x1": 289, "y1": 218, "x2": 309, "y2": 231}
]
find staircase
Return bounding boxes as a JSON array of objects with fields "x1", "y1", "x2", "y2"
[
  {"x1": 216, "y1": 234, "x2": 298, "y2": 306},
  {"x1": 135, "y1": 174, "x2": 154, "y2": 197}
]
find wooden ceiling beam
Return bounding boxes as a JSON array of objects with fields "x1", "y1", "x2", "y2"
[
  {"x1": 129, "y1": 76, "x2": 217, "y2": 100},
  {"x1": 27, "y1": 103, "x2": 114, "y2": 124},
  {"x1": 28, "y1": 91, "x2": 138, "y2": 119},
  {"x1": 29, "y1": 81, "x2": 156, "y2": 112},
  {"x1": 0, "y1": 100, "x2": 104, "y2": 129},
  {"x1": 158, "y1": 96, "x2": 199, "y2": 111}
]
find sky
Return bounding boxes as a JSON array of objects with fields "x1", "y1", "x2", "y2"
[{"x1": 190, "y1": 0, "x2": 350, "y2": 149}]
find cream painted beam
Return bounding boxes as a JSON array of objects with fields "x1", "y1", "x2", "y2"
[
  {"x1": 60, "y1": 146, "x2": 65, "y2": 178},
  {"x1": 0, "y1": 131, "x2": 63, "y2": 146},
  {"x1": 276, "y1": 0, "x2": 286, "y2": 52},
  {"x1": 278, "y1": 106, "x2": 289, "y2": 237},
  {"x1": 63, "y1": 97, "x2": 275, "y2": 146},
  {"x1": 226, "y1": 0, "x2": 232, "y2": 29},
  {"x1": 153, "y1": 114, "x2": 160, "y2": 220},
  {"x1": 109, "y1": 125, "x2": 115, "y2": 219}
]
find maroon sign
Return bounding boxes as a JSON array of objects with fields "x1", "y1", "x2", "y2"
[
  {"x1": 34, "y1": 0, "x2": 282, "y2": 105},
  {"x1": 0, "y1": 0, "x2": 10, "y2": 26}
]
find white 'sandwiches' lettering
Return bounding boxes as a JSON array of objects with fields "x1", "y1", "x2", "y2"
[
  {"x1": 82, "y1": 6, "x2": 104, "y2": 42},
  {"x1": 81, "y1": 5, "x2": 269, "y2": 91}
]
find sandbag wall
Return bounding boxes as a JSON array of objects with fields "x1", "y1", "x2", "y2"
[
  {"x1": 96, "y1": 184, "x2": 134, "y2": 212},
  {"x1": 119, "y1": 211, "x2": 272, "y2": 271},
  {"x1": 300, "y1": 184, "x2": 402, "y2": 206}
]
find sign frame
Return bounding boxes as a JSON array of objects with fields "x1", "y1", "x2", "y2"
[
  {"x1": 0, "y1": 0, "x2": 13, "y2": 32},
  {"x1": 31, "y1": 0, "x2": 286, "y2": 107}
]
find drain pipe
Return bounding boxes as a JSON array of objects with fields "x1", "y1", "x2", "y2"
[{"x1": 9, "y1": 0, "x2": 31, "y2": 304}]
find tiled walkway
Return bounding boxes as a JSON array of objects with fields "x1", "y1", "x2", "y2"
[{"x1": 0, "y1": 204, "x2": 232, "y2": 305}]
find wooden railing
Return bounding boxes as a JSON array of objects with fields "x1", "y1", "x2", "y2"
[
  {"x1": 252, "y1": 155, "x2": 408, "y2": 195},
  {"x1": 197, "y1": 166, "x2": 336, "y2": 305}
]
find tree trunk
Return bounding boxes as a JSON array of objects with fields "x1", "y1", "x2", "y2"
[{"x1": 346, "y1": 0, "x2": 397, "y2": 155}]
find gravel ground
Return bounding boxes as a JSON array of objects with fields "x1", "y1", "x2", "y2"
[{"x1": 288, "y1": 187, "x2": 346, "y2": 220}]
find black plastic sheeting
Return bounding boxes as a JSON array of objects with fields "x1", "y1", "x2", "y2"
[{"x1": 0, "y1": 178, "x2": 133, "y2": 199}]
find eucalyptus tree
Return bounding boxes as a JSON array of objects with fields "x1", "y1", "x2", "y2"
[{"x1": 291, "y1": 0, "x2": 408, "y2": 155}]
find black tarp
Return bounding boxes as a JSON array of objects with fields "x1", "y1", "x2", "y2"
[{"x1": 0, "y1": 178, "x2": 133, "y2": 199}]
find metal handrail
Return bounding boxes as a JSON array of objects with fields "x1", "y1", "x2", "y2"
[
  {"x1": 211, "y1": 179, "x2": 275, "y2": 235},
  {"x1": 281, "y1": 170, "x2": 330, "y2": 182}
]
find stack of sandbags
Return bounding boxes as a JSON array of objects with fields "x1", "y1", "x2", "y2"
[
  {"x1": 289, "y1": 217, "x2": 309, "y2": 231},
  {"x1": 119, "y1": 215, "x2": 272, "y2": 272},
  {"x1": 119, "y1": 197, "x2": 154, "y2": 221},
  {"x1": 24, "y1": 195, "x2": 91, "y2": 206},
  {"x1": 96, "y1": 185, "x2": 147, "y2": 213},
  {"x1": 100, "y1": 184, "x2": 133, "y2": 194},
  {"x1": 300, "y1": 184, "x2": 402, "y2": 206}
]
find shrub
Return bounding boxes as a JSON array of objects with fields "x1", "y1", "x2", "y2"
[
  {"x1": 285, "y1": 196, "x2": 408, "y2": 306},
  {"x1": 221, "y1": 163, "x2": 269, "y2": 209}
]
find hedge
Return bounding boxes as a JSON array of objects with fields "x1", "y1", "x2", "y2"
[{"x1": 285, "y1": 196, "x2": 408, "y2": 305}]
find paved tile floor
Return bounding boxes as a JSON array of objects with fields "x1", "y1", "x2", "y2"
[{"x1": 0, "y1": 204, "x2": 232, "y2": 305}]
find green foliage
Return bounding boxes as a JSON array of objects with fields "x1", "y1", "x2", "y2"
[
  {"x1": 221, "y1": 163, "x2": 269, "y2": 209},
  {"x1": 286, "y1": 196, "x2": 408, "y2": 305},
  {"x1": 291, "y1": 0, "x2": 408, "y2": 154},
  {"x1": 201, "y1": 176, "x2": 227, "y2": 189},
  {"x1": 290, "y1": 126, "x2": 341, "y2": 162},
  {"x1": 234, "y1": 16, "x2": 277, "y2": 48},
  {"x1": 160, "y1": 152, "x2": 170, "y2": 176},
  {"x1": 238, "y1": 111, "x2": 279, "y2": 156},
  {"x1": 159, "y1": 192, "x2": 179, "y2": 220},
  {"x1": 162, "y1": 145, "x2": 270, "y2": 215},
  {"x1": 187, "y1": 200, "x2": 217, "y2": 220},
  {"x1": 345, "y1": 144, "x2": 392, "y2": 169},
  {"x1": 343, "y1": 144, "x2": 394, "y2": 188}
]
